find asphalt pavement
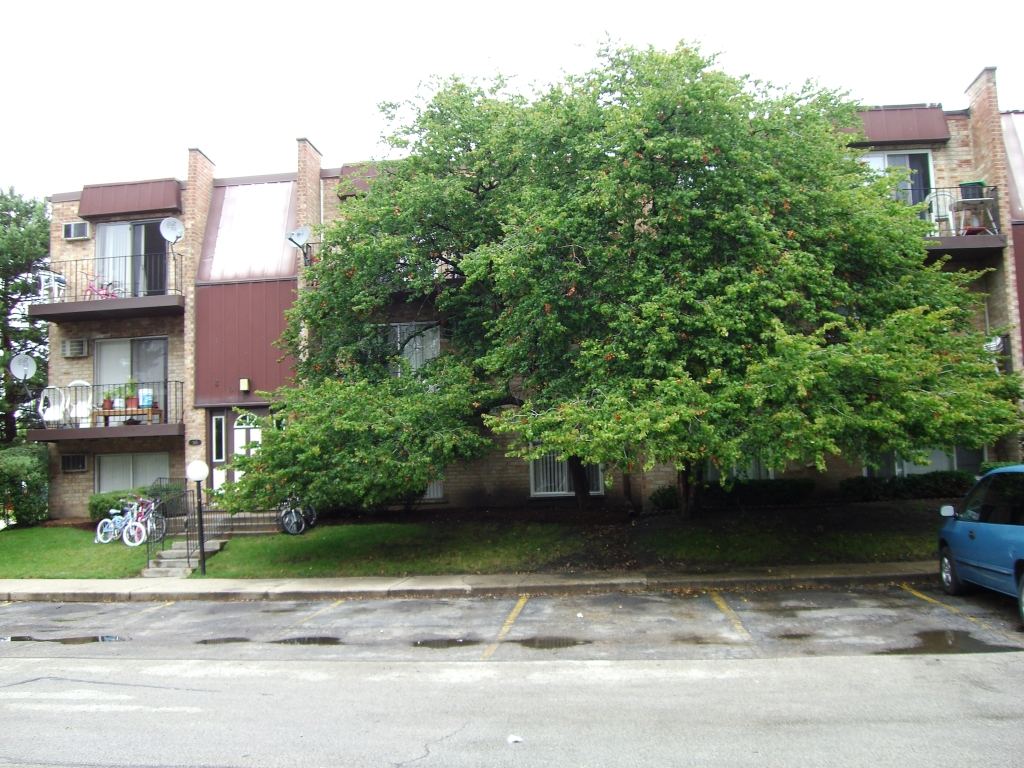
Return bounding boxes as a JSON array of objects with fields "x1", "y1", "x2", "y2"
[{"x1": 1, "y1": 583, "x2": 1023, "y2": 767}]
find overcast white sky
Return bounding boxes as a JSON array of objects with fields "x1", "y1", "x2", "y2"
[{"x1": 3, "y1": 0, "x2": 1021, "y2": 201}]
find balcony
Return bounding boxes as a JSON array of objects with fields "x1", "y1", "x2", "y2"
[
  {"x1": 27, "y1": 381, "x2": 185, "y2": 442},
  {"x1": 911, "y1": 185, "x2": 1007, "y2": 259},
  {"x1": 28, "y1": 253, "x2": 185, "y2": 323}
]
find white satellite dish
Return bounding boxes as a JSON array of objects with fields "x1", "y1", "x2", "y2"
[
  {"x1": 9, "y1": 354, "x2": 37, "y2": 382},
  {"x1": 984, "y1": 336, "x2": 1004, "y2": 354},
  {"x1": 286, "y1": 225, "x2": 311, "y2": 249},
  {"x1": 160, "y1": 217, "x2": 185, "y2": 244}
]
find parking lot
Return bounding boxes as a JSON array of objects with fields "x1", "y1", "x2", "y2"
[{"x1": 2, "y1": 583, "x2": 1022, "y2": 662}]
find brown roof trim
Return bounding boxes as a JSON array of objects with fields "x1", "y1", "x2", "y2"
[
  {"x1": 944, "y1": 108, "x2": 970, "y2": 117},
  {"x1": 213, "y1": 172, "x2": 297, "y2": 187},
  {"x1": 320, "y1": 167, "x2": 342, "y2": 178},
  {"x1": 78, "y1": 179, "x2": 183, "y2": 218},
  {"x1": 854, "y1": 106, "x2": 950, "y2": 146},
  {"x1": 48, "y1": 191, "x2": 82, "y2": 203},
  {"x1": 28, "y1": 295, "x2": 185, "y2": 323},
  {"x1": 196, "y1": 277, "x2": 298, "y2": 288}
]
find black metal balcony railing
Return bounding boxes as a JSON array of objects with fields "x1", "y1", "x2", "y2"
[
  {"x1": 39, "y1": 253, "x2": 182, "y2": 304},
  {"x1": 36, "y1": 381, "x2": 184, "y2": 429},
  {"x1": 901, "y1": 186, "x2": 1001, "y2": 236}
]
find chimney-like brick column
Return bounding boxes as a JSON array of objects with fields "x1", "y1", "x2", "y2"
[{"x1": 183, "y1": 148, "x2": 215, "y2": 468}]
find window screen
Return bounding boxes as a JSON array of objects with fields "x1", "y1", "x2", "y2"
[{"x1": 61, "y1": 454, "x2": 87, "y2": 473}]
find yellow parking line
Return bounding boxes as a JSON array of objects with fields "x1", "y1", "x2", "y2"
[
  {"x1": 900, "y1": 585, "x2": 1024, "y2": 645},
  {"x1": 710, "y1": 590, "x2": 759, "y2": 651},
  {"x1": 479, "y1": 595, "x2": 529, "y2": 661},
  {"x1": 118, "y1": 601, "x2": 174, "y2": 623},
  {"x1": 0, "y1": 602, "x2": 10, "y2": 608},
  {"x1": 283, "y1": 599, "x2": 344, "y2": 631}
]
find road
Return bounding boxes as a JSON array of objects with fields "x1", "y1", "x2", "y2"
[{"x1": 2, "y1": 584, "x2": 1023, "y2": 767}]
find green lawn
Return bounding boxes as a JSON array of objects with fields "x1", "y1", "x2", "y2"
[
  {"x1": 199, "y1": 522, "x2": 587, "y2": 578},
  {"x1": 0, "y1": 526, "x2": 148, "y2": 579}
]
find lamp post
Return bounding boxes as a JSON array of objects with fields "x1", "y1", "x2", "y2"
[{"x1": 186, "y1": 460, "x2": 210, "y2": 575}]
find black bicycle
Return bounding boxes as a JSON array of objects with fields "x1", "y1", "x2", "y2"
[{"x1": 278, "y1": 494, "x2": 316, "y2": 535}]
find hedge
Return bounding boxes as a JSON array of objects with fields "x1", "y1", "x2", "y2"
[
  {"x1": 978, "y1": 461, "x2": 1019, "y2": 475},
  {"x1": 0, "y1": 443, "x2": 49, "y2": 526},
  {"x1": 87, "y1": 482, "x2": 185, "y2": 521},
  {"x1": 649, "y1": 478, "x2": 817, "y2": 511},
  {"x1": 838, "y1": 470, "x2": 975, "y2": 503}
]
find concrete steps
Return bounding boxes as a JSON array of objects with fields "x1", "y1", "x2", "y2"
[{"x1": 140, "y1": 540, "x2": 226, "y2": 578}]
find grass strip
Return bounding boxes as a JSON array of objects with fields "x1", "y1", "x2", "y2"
[
  {"x1": 0, "y1": 527, "x2": 148, "y2": 579},
  {"x1": 198, "y1": 522, "x2": 587, "y2": 578}
]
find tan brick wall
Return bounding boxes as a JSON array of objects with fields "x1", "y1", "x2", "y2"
[
  {"x1": 182, "y1": 149, "x2": 215, "y2": 468},
  {"x1": 47, "y1": 435, "x2": 186, "y2": 518},
  {"x1": 320, "y1": 177, "x2": 345, "y2": 225}
]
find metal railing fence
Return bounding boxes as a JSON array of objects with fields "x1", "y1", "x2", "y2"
[
  {"x1": 37, "y1": 381, "x2": 184, "y2": 430},
  {"x1": 40, "y1": 252, "x2": 182, "y2": 303}
]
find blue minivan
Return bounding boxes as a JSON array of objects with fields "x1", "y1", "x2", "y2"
[{"x1": 938, "y1": 465, "x2": 1024, "y2": 623}]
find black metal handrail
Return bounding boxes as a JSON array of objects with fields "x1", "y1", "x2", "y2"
[
  {"x1": 37, "y1": 381, "x2": 184, "y2": 429},
  {"x1": 40, "y1": 252, "x2": 182, "y2": 303},
  {"x1": 901, "y1": 186, "x2": 1001, "y2": 236}
]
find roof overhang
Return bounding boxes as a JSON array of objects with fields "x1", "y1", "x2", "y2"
[{"x1": 78, "y1": 179, "x2": 182, "y2": 218}]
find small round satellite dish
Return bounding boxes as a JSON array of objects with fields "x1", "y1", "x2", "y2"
[
  {"x1": 984, "y1": 336, "x2": 1004, "y2": 354},
  {"x1": 160, "y1": 217, "x2": 185, "y2": 244},
  {"x1": 9, "y1": 354, "x2": 37, "y2": 382},
  {"x1": 286, "y1": 225, "x2": 311, "y2": 248}
]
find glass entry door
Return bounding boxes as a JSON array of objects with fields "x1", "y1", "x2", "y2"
[
  {"x1": 95, "y1": 338, "x2": 168, "y2": 423},
  {"x1": 95, "y1": 221, "x2": 167, "y2": 297}
]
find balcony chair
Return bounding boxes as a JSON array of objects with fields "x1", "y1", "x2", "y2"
[
  {"x1": 923, "y1": 190, "x2": 956, "y2": 236},
  {"x1": 66, "y1": 380, "x2": 93, "y2": 427},
  {"x1": 38, "y1": 271, "x2": 66, "y2": 303},
  {"x1": 38, "y1": 387, "x2": 67, "y2": 428}
]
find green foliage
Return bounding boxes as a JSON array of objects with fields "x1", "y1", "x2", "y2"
[
  {"x1": 220, "y1": 359, "x2": 496, "y2": 512},
  {"x1": 270, "y1": 41, "x2": 1021, "y2": 509},
  {"x1": 0, "y1": 188, "x2": 49, "y2": 442},
  {"x1": 86, "y1": 482, "x2": 176, "y2": 521},
  {"x1": 979, "y1": 461, "x2": 1018, "y2": 475},
  {"x1": 703, "y1": 478, "x2": 816, "y2": 507},
  {"x1": 0, "y1": 443, "x2": 49, "y2": 525},
  {"x1": 838, "y1": 470, "x2": 975, "y2": 503},
  {"x1": 649, "y1": 485, "x2": 679, "y2": 511}
]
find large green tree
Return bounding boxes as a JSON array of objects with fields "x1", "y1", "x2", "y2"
[
  {"x1": 0, "y1": 188, "x2": 49, "y2": 443},
  {"x1": 237, "y1": 43, "x2": 1021, "y2": 513}
]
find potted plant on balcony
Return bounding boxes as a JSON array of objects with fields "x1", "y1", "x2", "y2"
[
  {"x1": 124, "y1": 378, "x2": 139, "y2": 410},
  {"x1": 101, "y1": 388, "x2": 114, "y2": 411}
]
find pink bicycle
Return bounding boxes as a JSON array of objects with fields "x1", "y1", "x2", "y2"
[{"x1": 83, "y1": 275, "x2": 118, "y2": 300}]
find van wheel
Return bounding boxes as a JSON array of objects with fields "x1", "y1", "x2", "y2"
[
  {"x1": 1017, "y1": 574, "x2": 1024, "y2": 626},
  {"x1": 940, "y1": 547, "x2": 966, "y2": 595}
]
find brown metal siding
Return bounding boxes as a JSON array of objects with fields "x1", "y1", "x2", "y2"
[
  {"x1": 78, "y1": 179, "x2": 182, "y2": 217},
  {"x1": 194, "y1": 280, "x2": 298, "y2": 406},
  {"x1": 854, "y1": 107, "x2": 950, "y2": 145}
]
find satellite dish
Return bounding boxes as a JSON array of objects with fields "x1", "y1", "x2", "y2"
[
  {"x1": 984, "y1": 336, "x2": 1004, "y2": 354},
  {"x1": 286, "y1": 225, "x2": 311, "y2": 248},
  {"x1": 160, "y1": 217, "x2": 185, "y2": 244},
  {"x1": 10, "y1": 354, "x2": 37, "y2": 382}
]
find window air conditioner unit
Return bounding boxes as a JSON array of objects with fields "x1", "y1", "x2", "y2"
[
  {"x1": 62, "y1": 221, "x2": 90, "y2": 240},
  {"x1": 61, "y1": 338, "x2": 88, "y2": 358}
]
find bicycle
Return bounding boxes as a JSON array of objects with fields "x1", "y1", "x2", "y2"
[
  {"x1": 95, "y1": 501, "x2": 146, "y2": 547},
  {"x1": 83, "y1": 275, "x2": 119, "y2": 300},
  {"x1": 277, "y1": 493, "x2": 314, "y2": 535},
  {"x1": 127, "y1": 493, "x2": 166, "y2": 544}
]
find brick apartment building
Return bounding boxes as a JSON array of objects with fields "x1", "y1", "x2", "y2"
[{"x1": 28, "y1": 68, "x2": 1024, "y2": 517}]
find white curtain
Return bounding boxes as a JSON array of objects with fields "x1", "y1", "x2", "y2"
[
  {"x1": 94, "y1": 223, "x2": 132, "y2": 295},
  {"x1": 132, "y1": 454, "x2": 169, "y2": 487},
  {"x1": 96, "y1": 455, "x2": 133, "y2": 494}
]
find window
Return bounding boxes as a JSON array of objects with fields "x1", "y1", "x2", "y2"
[
  {"x1": 389, "y1": 322, "x2": 441, "y2": 373},
  {"x1": 95, "y1": 221, "x2": 169, "y2": 297},
  {"x1": 61, "y1": 454, "x2": 87, "y2": 473},
  {"x1": 977, "y1": 473, "x2": 1024, "y2": 525},
  {"x1": 423, "y1": 480, "x2": 444, "y2": 501},
  {"x1": 95, "y1": 337, "x2": 168, "y2": 423},
  {"x1": 860, "y1": 151, "x2": 933, "y2": 205},
  {"x1": 212, "y1": 415, "x2": 226, "y2": 463},
  {"x1": 529, "y1": 452, "x2": 604, "y2": 497},
  {"x1": 95, "y1": 453, "x2": 169, "y2": 493}
]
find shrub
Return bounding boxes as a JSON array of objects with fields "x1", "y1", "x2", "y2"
[
  {"x1": 839, "y1": 470, "x2": 975, "y2": 503},
  {"x1": 0, "y1": 443, "x2": 50, "y2": 526},
  {"x1": 649, "y1": 485, "x2": 678, "y2": 511},
  {"x1": 703, "y1": 478, "x2": 816, "y2": 507},
  {"x1": 87, "y1": 482, "x2": 187, "y2": 521},
  {"x1": 979, "y1": 461, "x2": 1018, "y2": 475}
]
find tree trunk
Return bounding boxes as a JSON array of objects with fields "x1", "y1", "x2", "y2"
[
  {"x1": 622, "y1": 472, "x2": 637, "y2": 517},
  {"x1": 566, "y1": 455, "x2": 591, "y2": 513},
  {"x1": 675, "y1": 461, "x2": 703, "y2": 519}
]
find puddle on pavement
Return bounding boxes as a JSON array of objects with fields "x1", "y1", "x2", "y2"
[
  {"x1": 197, "y1": 638, "x2": 251, "y2": 645},
  {"x1": 273, "y1": 636, "x2": 343, "y2": 646},
  {"x1": 777, "y1": 633, "x2": 813, "y2": 641},
  {"x1": 260, "y1": 608, "x2": 298, "y2": 614},
  {"x1": 511, "y1": 636, "x2": 592, "y2": 649},
  {"x1": 675, "y1": 634, "x2": 739, "y2": 645},
  {"x1": 880, "y1": 630, "x2": 1021, "y2": 655},
  {"x1": 412, "y1": 638, "x2": 482, "y2": 649},
  {"x1": 1, "y1": 636, "x2": 125, "y2": 644}
]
